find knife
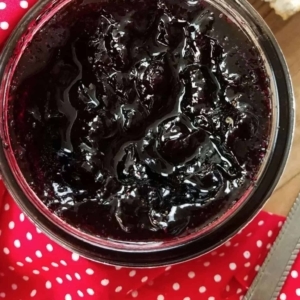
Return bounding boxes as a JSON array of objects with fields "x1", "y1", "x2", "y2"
[{"x1": 245, "y1": 194, "x2": 300, "y2": 300}]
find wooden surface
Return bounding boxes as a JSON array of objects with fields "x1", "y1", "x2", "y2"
[{"x1": 247, "y1": 0, "x2": 300, "y2": 216}]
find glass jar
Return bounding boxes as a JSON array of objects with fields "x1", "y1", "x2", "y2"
[{"x1": 0, "y1": 0, "x2": 294, "y2": 267}]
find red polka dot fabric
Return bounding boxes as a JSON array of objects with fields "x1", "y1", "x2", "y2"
[{"x1": 0, "y1": 2, "x2": 298, "y2": 299}]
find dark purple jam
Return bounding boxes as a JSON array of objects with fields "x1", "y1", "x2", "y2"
[{"x1": 9, "y1": 0, "x2": 271, "y2": 241}]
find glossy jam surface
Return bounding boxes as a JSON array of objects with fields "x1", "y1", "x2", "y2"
[{"x1": 9, "y1": 0, "x2": 271, "y2": 241}]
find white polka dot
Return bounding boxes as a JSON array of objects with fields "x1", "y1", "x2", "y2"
[
  {"x1": 229, "y1": 263, "x2": 237, "y2": 270},
  {"x1": 258, "y1": 220, "x2": 264, "y2": 226},
  {"x1": 115, "y1": 286, "x2": 122, "y2": 293},
  {"x1": 46, "y1": 244, "x2": 53, "y2": 252},
  {"x1": 131, "y1": 290, "x2": 138, "y2": 298},
  {"x1": 204, "y1": 261, "x2": 210, "y2": 267},
  {"x1": 0, "y1": 293, "x2": 5, "y2": 298},
  {"x1": 255, "y1": 265, "x2": 260, "y2": 272},
  {"x1": 173, "y1": 283, "x2": 180, "y2": 291},
  {"x1": 86, "y1": 268, "x2": 94, "y2": 275},
  {"x1": 255, "y1": 241, "x2": 262, "y2": 248},
  {"x1": 115, "y1": 266, "x2": 122, "y2": 270},
  {"x1": 278, "y1": 221, "x2": 283, "y2": 227},
  {"x1": 9, "y1": 266, "x2": 14, "y2": 271},
  {"x1": 26, "y1": 232, "x2": 32, "y2": 240},
  {"x1": 30, "y1": 290, "x2": 37, "y2": 297},
  {"x1": 35, "y1": 250, "x2": 42, "y2": 258},
  {"x1": 33, "y1": 270, "x2": 39, "y2": 275},
  {"x1": 13, "y1": 240, "x2": 21, "y2": 248},
  {"x1": 36, "y1": 228, "x2": 42, "y2": 234},
  {"x1": 60, "y1": 260, "x2": 67, "y2": 266},
  {"x1": 234, "y1": 243, "x2": 239, "y2": 247},
  {"x1": 77, "y1": 290, "x2": 84, "y2": 297},
  {"x1": 219, "y1": 252, "x2": 225, "y2": 257},
  {"x1": 214, "y1": 274, "x2": 222, "y2": 282},
  {"x1": 226, "y1": 285, "x2": 230, "y2": 292},
  {"x1": 65, "y1": 294, "x2": 72, "y2": 300},
  {"x1": 25, "y1": 257, "x2": 32, "y2": 263},
  {"x1": 8, "y1": 221, "x2": 15, "y2": 229},
  {"x1": 12, "y1": 284, "x2": 17, "y2": 290},
  {"x1": 239, "y1": 296, "x2": 244, "y2": 300},
  {"x1": 267, "y1": 243, "x2": 272, "y2": 249},
  {"x1": 129, "y1": 270, "x2": 136, "y2": 277},
  {"x1": 245, "y1": 262, "x2": 251, "y2": 267},
  {"x1": 3, "y1": 248, "x2": 9, "y2": 255},
  {"x1": 292, "y1": 270, "x2": 298, "y2": 278},
  {"x1": 20, "y1": 213, "x2": 25, "y2": 222},
  {"x1": 183, "y1": 298, "x2": 190, "y2": 300},
  {"x1": 165, "y1": 266, "x2": 172, "y2": 271},
  {"x1": 75, "y1": 273, "x2": 81, "y2": 280},
  {"x1": 237, "y1": 288, "x2": 242, "y2": 294},
  {"x1": 56, "y1": 277, "x2": 63, "y2": 284},
  {"x1": 268, "y1": 230, "x2": 273, "y2": 237},
  {"x1": 4, "y1": 203, "x2": 9, "y2": 211},
  {"x1": 16, "y1": 262, "x2": 24, "y2": 267},
  {"x1": 51, "y1": 262, "x2": 59, "y2": 267},
  {"x1": 208, "y1": 297, "x2": 215, "y2": 300},
  {"x1": 280, "y1": 293, "x2": 286, "y2": 300},
  {"x1": 87, "y1": 288, "x2": 94, "y2": 296},
  {"x1": 199, "y1": 286, "x2": 206, "y2": 293},
  {"x1": 42, "y1": 266, "x2": 49, "y2": 271},
  {"x1": 23, "y1": 276, "x2": 29, "y2": 281},
  {"x1": 188, "y1": 271, "x2": 195, "y2": 278},
  {"x1": 225, "y1": 241, "x2": 231, "y2": 247},
  {"x1": 244, "y1": 275, "x2": 248, "y2": 281},
  {"x1": 247, "y1": 232, "x2": 252, "y2": 237},
  {"x1": 157, "y1": 295, "x2": 164, "y2": 300},
  {"x1": 45, "y1": 281, "x2": 51, "y2": 289},
  {"x1": 72, "y1": 252, "x2": 79, "y2": 261},
  {"x1": 296, "y1": 289, "x2": 300, "y2": 296},
  {"x1": 141, "y1": 276, "x2": 148, "y2": 282},
  {"x1": 20, "y1": 0, "x2": 28, "y2": 8},
  {"x1": 101, "y1": 279, "x2": 109, "y2": 286},
  {"x1": 66, "y1": 274, "x2": 72, "y2": 281},
  {"x1": 243, "y1": 251, "x2": 251, "y2": 259}
]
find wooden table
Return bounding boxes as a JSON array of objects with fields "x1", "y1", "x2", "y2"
[{"x1": 248, "y1": 0, "x2": 300, "y2": 216}]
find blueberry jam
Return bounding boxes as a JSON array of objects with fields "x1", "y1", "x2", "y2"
[{"x1": 9, "y1": 0, "x2": 271, "y2": 241}]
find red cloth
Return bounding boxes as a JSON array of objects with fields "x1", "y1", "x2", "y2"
[{"x1": 0, "y1": 2, "x2": 298, "y2": 300}]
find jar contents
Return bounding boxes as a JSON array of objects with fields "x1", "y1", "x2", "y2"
[{"x1": 9, "y1": 0, "x2": 271, "y2": 241}]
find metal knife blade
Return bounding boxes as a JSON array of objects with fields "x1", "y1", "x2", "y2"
[{"x1": 245, "y1": 194, "x2": 300, "y2": 300}]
